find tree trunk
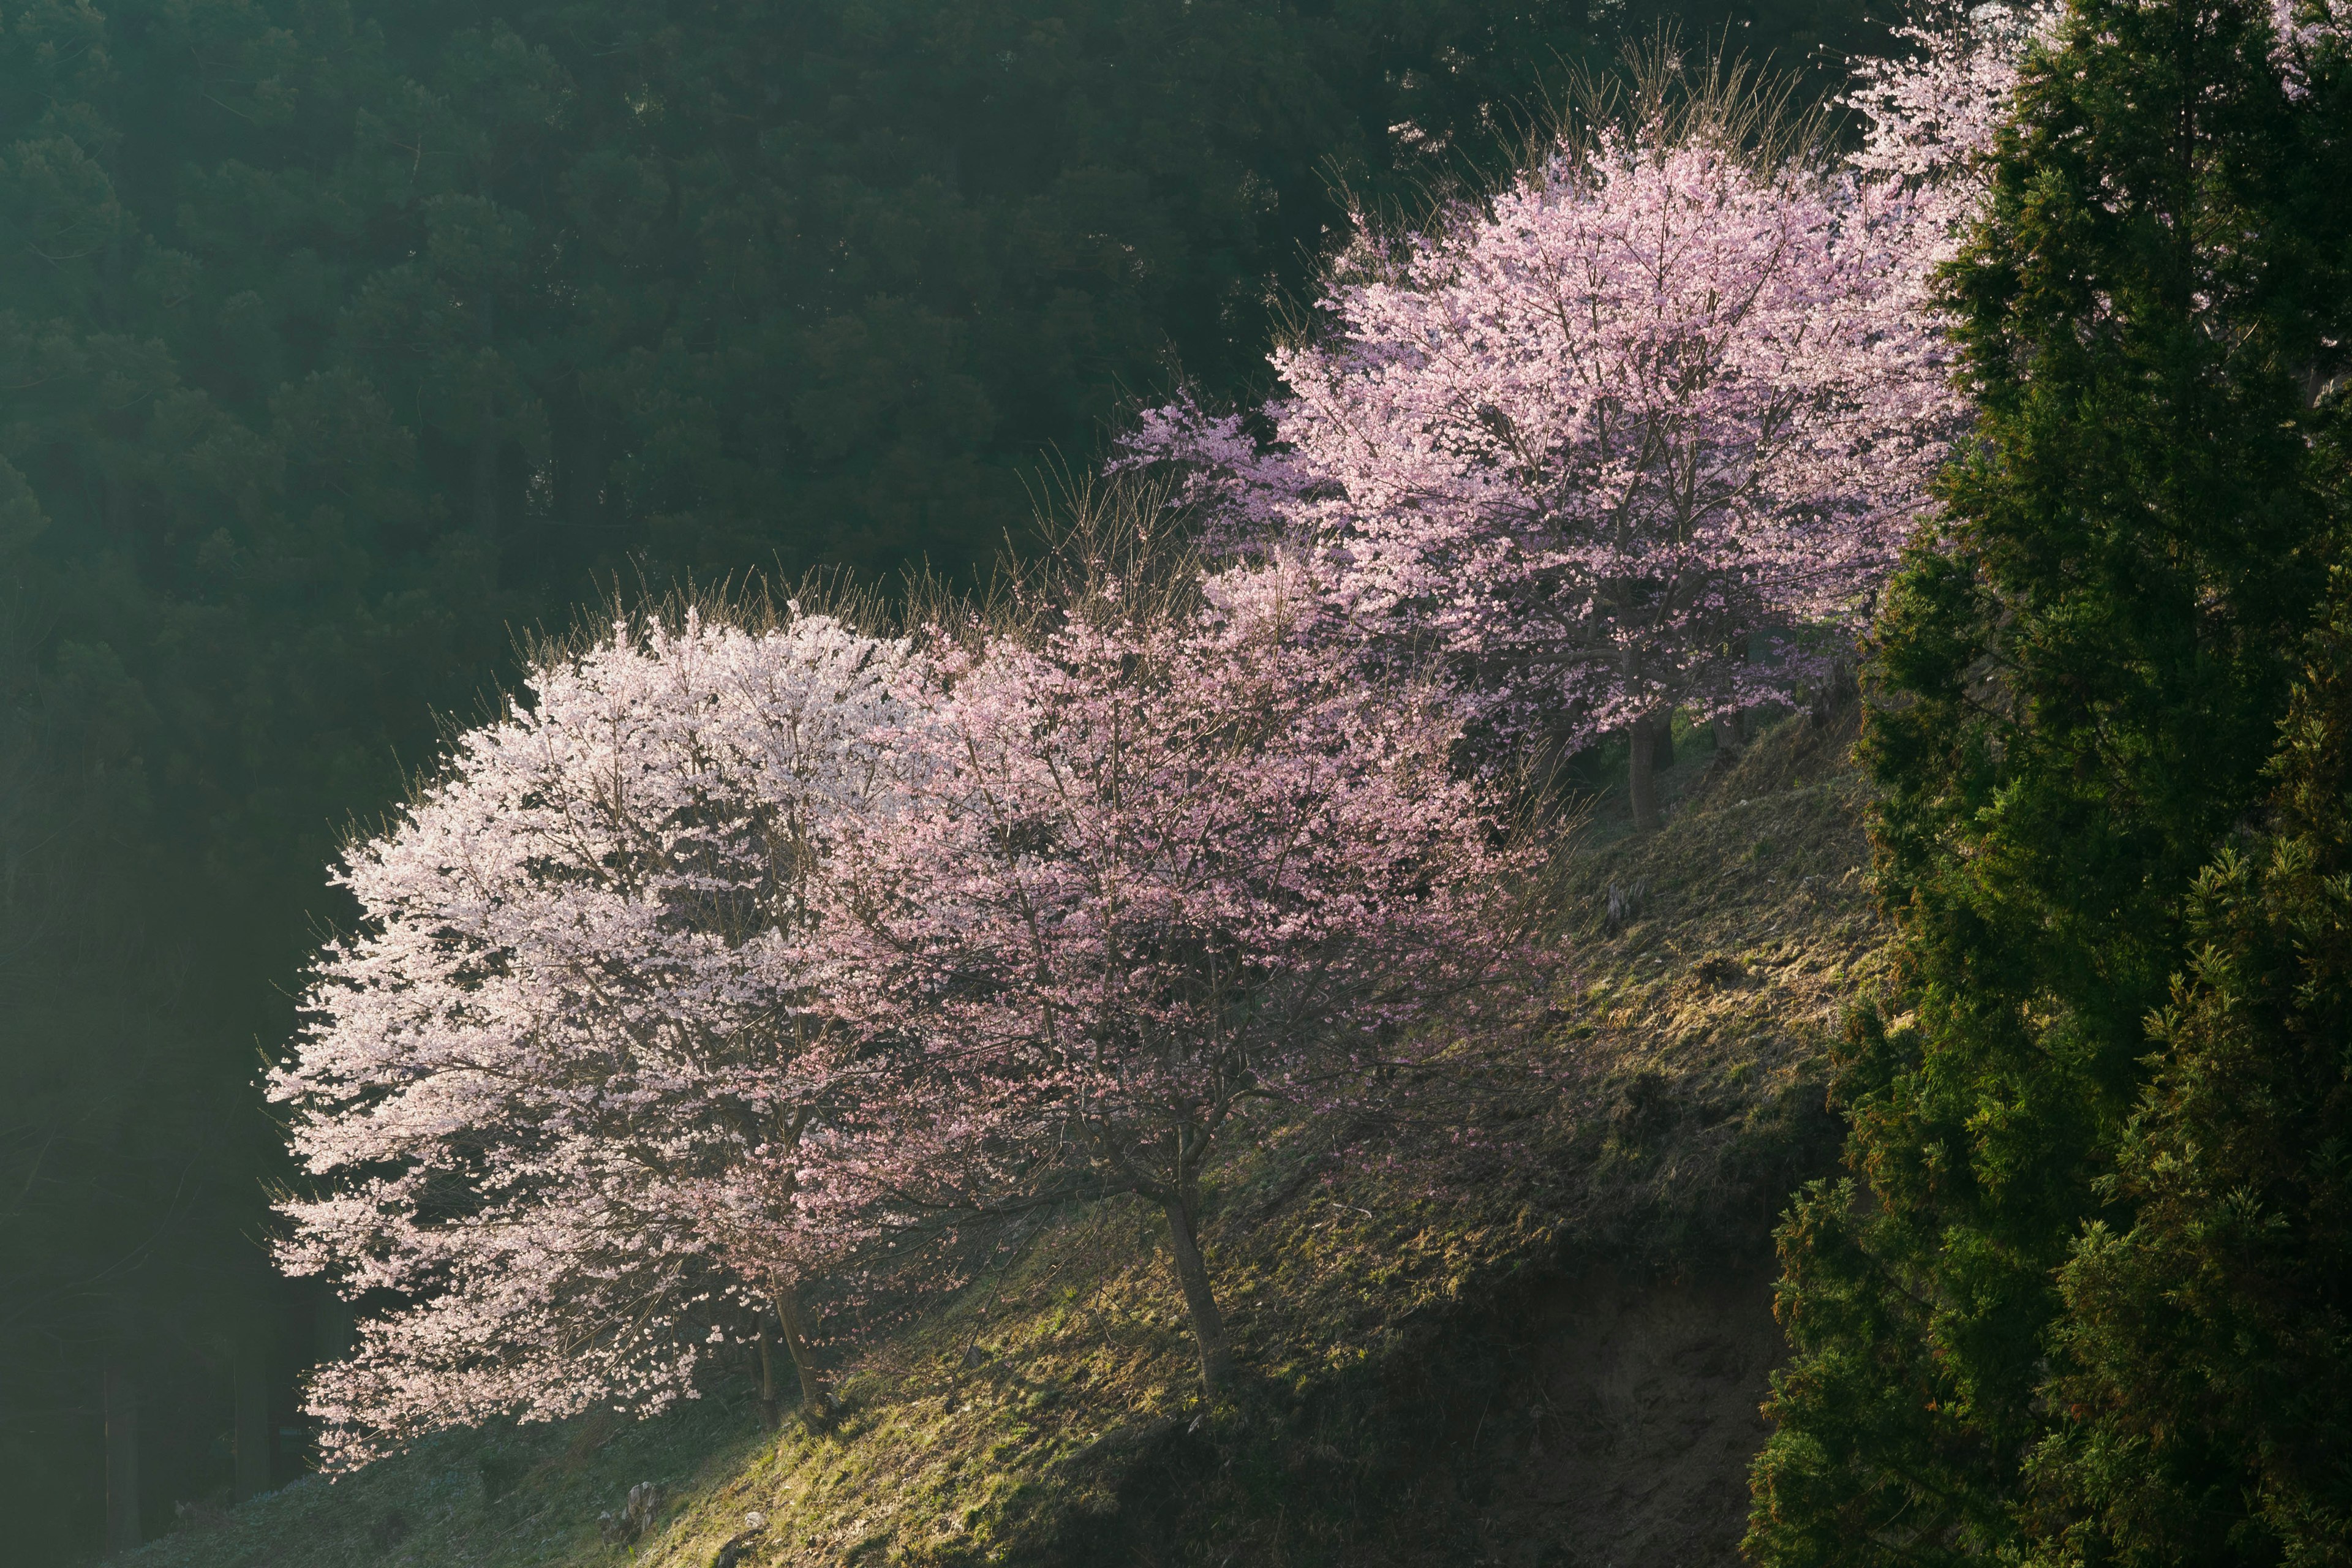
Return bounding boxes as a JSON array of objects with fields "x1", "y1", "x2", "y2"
[
  {"x1": 473, "y1": 288, "x2": 500, "y2": 577},
  {"x1": 771, "y1": 1284, "x2": 831, "y2": 1423},
  {"x1": 1161, "y1": 1196, "x2": 1235, "y2": 1395},
  {"x1": 104, "y1": 1356, "x2": 140, "y2": 1551},
  {"x1": 314, "y1": 1286, "x2": 355, "y2": 1363},
  {"x1": 755, "y1": 1322, "x2": 782, "y2": 1431},
  {"x1": 233, "y1": 1321, "x2": 271, "y2": 1504},
  {"x1": 102, "y1": 229, "x2": 127, "y2": 328},
  {"x1": 1810, "y1": 657, "x2": 1858, "y2": 723},
  {"x1": 94, "y1": 457, "x2": 130, "y2": 541},
  {"x1": 1713, "y1": 712, "x2": 1744, "y2": 753},
  {"x1": 1626, "y1": 712, "x2": 1662, "y2": 832},
  {"x1": 472, "y1": 428, "x2": 499, "y2": 552},
  {"x1": 554, "y1": 381, "x2": 609, "y2": 535}
]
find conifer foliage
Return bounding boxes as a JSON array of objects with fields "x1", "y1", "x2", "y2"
[
  {"x1": 1747, "y1": 0, "x2": 2352, "y2": 1560},
  {"x1": 2035, "y1": 569, "x2": 2352, "y2": 1565}
]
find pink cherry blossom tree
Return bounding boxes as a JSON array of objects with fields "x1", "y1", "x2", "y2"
[
  {"x1": 1845, "y1": 1, "x2": 2060, "y2": 254},
  {"x1": 812, "y1": 505, "x2": 1553, "y2": 1393},
  {"x1": 1125, "y1": 54, "x2": 1957, "y2": 827},
  {"x1": 2267, "y1": 0, "x2": 2350, "y2": 94},
  {"x1": 271, "y1": 609, "x2": 932, "y2": 1464}
]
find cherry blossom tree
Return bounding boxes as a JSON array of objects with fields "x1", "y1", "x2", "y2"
[
  {"x1": 1844, "y1": 1, "x2": 2061, "y2": 252},
  {"x1": 812, "y1": 509, "x2": 1552, "y2": 1393},
  {"x1": 2268, "y1": 0, "x2": 2351, "y2": 93},
  {"x1": 271, "y1": 609, "x2": 932, "y2": 1464},
  {"x1": 1125, "y1": 55, "x2": 1956, "y2": 827}
]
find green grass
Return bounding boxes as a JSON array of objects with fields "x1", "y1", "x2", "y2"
[{"x1": 127, "y1": 707, "x2": 1878, "y2": 1568}]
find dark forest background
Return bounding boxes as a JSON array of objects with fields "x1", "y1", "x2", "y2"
[{"x1": 0, "y1": 0, "x2": 1873, "y2": 1556}]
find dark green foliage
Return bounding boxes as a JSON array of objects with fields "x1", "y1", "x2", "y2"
[
  {"x1": 1746, "y1": 1, "x2": 2352, "y2": 1561},
  {"x1": 2029, "y1": 570, "x2": 2352, "y2": 1567}
]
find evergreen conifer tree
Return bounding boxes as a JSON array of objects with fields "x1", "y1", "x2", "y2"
[
  {"x1": 1746, "y1": 0, "x2": 2352, "y2": 1560},
  {"x1": 2029, "y1": 566, "x2": 2352, "y2": 1566}
]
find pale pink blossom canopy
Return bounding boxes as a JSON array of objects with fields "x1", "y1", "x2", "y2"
[
  {"x1": 1120, "y1": 43, "x2": 2034, "y2": 746},
  {"x1": 273, "y1": 613, "x2": 924, "y2": 1465}
]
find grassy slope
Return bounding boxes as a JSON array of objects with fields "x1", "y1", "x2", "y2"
[{"x1": 125, "y1": 708, "x2": 1880, "y2": 1568}]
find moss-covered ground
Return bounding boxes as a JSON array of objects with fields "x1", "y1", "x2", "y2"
[{"x1": 123, "y1": 706, "x2": 1879, "y2": 1568}]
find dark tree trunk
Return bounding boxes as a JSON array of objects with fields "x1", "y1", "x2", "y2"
[
  {"x1": 314, "y1": 1286, "x2": 354, "y2": 1362},
  {"x1": 104, "y1": 1357, "x2": 140, "y2": 1551},
  {"x1": 1626, "y1": 712, "x2": 1662, "y2": 831},
  {"x1": 90, "y1": 456, "x2": 131, "y2": 543},
  {"x1": 1161, "y1": 1196, "x2": 1235, "y2": 1395},
  {"x1": 772, "y1": 1284, "x2": 831, "y2": 1423},
  {"x1": 1810, "y1": 658, "x2": 1858, "y2": 723},
  {"x1": 103, "y1": 230, "x2": 127, "y2": 328},
  {"x1": 233, "y1": 1321, "x2": 271, "y2": 1503},
  {"x1": 554, "y1": 382, "x2": 610, "y2": 535},
  {"x1": 472, "y1": 428, "x2": 499, "y2": 550},
  {"x1": 473, "y1": 288, "x2": 500, "y2": 578},
  {"x1": 756, "y1": 1322, "x2": 782, "y2": 1431}
]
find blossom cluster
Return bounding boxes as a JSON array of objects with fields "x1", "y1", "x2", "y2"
[
  {"x1": 1117, "y1": 21, "x2": 2059, "y2": 756},
  {"x1": 273, "y1": 546, "x2": 1544, "y2": 1458},
  {"x1": 1845, "y1": 1, "x2": 2061, "y2": 260},
  {"x1": 273, "y1": 614, "x2": 928, "y2": 1461},
  {"x1": 2272, "y1": 0, "x2": 2352, "y2": 94},
  {"x1": 821, "y1": 549, "x2": 1540, "y2": 1205}
]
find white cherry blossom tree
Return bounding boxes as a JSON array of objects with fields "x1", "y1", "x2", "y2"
[{"x1": 273, "y1": 610, "x2": 925, "y2": 1462}]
